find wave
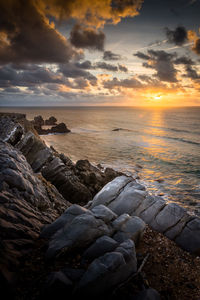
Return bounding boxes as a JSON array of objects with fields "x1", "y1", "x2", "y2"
[{"x1": 165, "y1": 136, "x2": 200, "y2": 146}]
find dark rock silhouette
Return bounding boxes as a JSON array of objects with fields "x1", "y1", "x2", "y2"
[{"x1": 45, "y1": 116, "x2": 57, "y2": 125}]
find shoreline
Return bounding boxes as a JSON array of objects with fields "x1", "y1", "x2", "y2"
[{"x1": 0, "y1": 112, "x2": 200, "y2": 299}]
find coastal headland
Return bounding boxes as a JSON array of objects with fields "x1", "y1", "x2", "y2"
[{"x1": 0, "y1": 112, "x2": 200, "y2": 299}]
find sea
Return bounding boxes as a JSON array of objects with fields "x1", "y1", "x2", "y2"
[{"x1": 1, "y1": 106, "x2": 200, "y2": 215}]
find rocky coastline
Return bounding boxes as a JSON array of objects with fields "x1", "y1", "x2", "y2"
[{"x1": 0, "y1": 112, "x2": 200, "y2": 299}]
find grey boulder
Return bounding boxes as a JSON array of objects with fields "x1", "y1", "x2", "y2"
[{"x1": 77, "y1": 239, "x2": 137, "y2": 296}]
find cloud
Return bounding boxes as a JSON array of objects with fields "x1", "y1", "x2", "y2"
[
  {"x1": 0, "y1": 0, "x2": 143, "y2": 65},
  {"x1": 0, "y1": 0, "x2": 81, "y2": 64},
  {"x1": 137, "y1": 50, "x2": 178, "y2": 82},
  {"x1": 0, "y1": 64, "x2": 65, "y2": 87},
  {"x1": 70, "y1": 24, "x2": 105, "y2": 51},
  {"x1": 134, "y1": 52, "x2": 150, "y2": 60},
  {"x1": 76, "y1": 60, "x2": 128, "y2": 72},
  {"x1": 118, "y1": 64, "x2": 128, "y2": 72},
  {"x1": 95, "y1": 62, "x2": 118, "y2": 72},
  {"x1": 184, "y1": 65, "x2": 200, "y2": 79},
  {"x1": 75, "y1": 60, "x2": 94, "y2": 69},
  {"x1": 165, "y1": 26, "x2": 188, "y2": 46},
  {"x1": 103, "y1": 51, "x2": 122, "y2": 60},
  {"x1": 104, "y1": 77, "x2": 142, "y2": 89},
  {"x1": 41, "y1": 0, "x2": 143, "y2": 28},
  {"x1": 193, "y1": 38, "x2": 200, "y2": 55},
  {"x1": 59, "y1": 63, "x2": 97, "y2": 80},
  {"x1": 174, "y1": 56, "x2": 195, "y2": 65}
]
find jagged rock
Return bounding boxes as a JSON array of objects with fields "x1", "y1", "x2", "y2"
[
  {"x1": 45, "y1": 207, "x2": 113, "y2": 259},
  {"x1": 43, "y1": 204, "x2": 145, "y2": 260},
  {"x1": 108, "y1": 182, "x2": 147, "y2": 216},
  {"x1": 41, "y1": 156, "x2": 92, "y2": 204},
  {"x1": 139, "y1": 198, "x2": 166, "y2": 225},
  {"x1": 150, "y1": 203, "x2": 187, "y2": 233},
  {"x1": 41, "y1": 205, "x2": 89, "y2": 239},
  {"x1": 43, "y1": 272, "x2": 73, "y2": 299},
  {"x1": 82, "y1": 236, "x2": 118, "y2": 261},
  {"x1": 45, "y1": 116, "x2": 57, "y2": 125},
  {"x1": 75, "y1": 159, "x2": 122, "y2": 197},
  {"x1": 112, "y1": 214, "x2": 146, "y2": 245},
  {"x1": 90, "y1": 176, "x2": 133, "y2": 209},
  {"x1": 17, "y1": 131, "x2": 50, "y2": 171},
  {"x1": 76, "y1": 239, "x2": 137, "y2": 296},
  {"x1": 91, "y1": 205, "x2": 117, "y2": 223},
  {"x1": 50, "y1": 123, "x2": 70, "y2": 133},
  {"x1": 0, "y1": 116, "x2": 23, "y2": 146},
  {"x1": 175, "y1": 217, "x2": 200, "y2": 254},
  {"x1": 34, "y1": 115, "x2": 44, "y2": 126},
  {"x1": 0, "y1": 141, "x2": 69, "y2": 269}
]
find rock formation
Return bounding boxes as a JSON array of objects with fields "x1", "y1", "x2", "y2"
[
  {"x1": 0, "y1": 113, "x2": 199, "y2": 299},
  {"x1": 88, "y1": 176, "x2": 200, "y2": 255},
  {"x1": 31, "y1": 115, "x2": 70, "y2": 135}
]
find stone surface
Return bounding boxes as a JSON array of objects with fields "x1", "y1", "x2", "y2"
[
  {"x1": 140, "y1": 199, "x2": 166, "y2": 226},
  {"x1": 0, "y1": 141, "x2": 69, "y2": 270},
  {"x1": 43, "y1": 272, "x2": 73, "y2": 299},
  {"x1": 90, "y1": 176, "x2": 134, "y2": 209},
  {"x1": 82, "y1": 235, "x2": 118, "y2": 261},
  {"x1": 150, "y1": 203, "x2": 187, "y2": 233},
  {"x1": 77, "y1": 239, "x2": 137, "y2": 296},
  {"x1": 45, "y1": 116, "x2": 57, "y2": 125},
  {"x1": 46, "y1": 209, "x2": 113, "y2": 259},
  {"x1": 108, "y1": 181, "x2": 147, "y2": 216},
  {"x1": 42, "y1": 156, "x2": 92, "y2": 204},
  {"x1": 0, "y1": 116, "x2": 23, "y2": 146},
  {"x1": 113, "y1": 214, "x2": 146, "y2": 245},
  {"x1": 41, "y1": 204, "x2": 89, "y2": 239},
  {"x1": 175, "y1": 217, "x2": 200, "y2": 254},
  {"x1": 91, "y1": 204, "x2": 117, "y2": 223}
]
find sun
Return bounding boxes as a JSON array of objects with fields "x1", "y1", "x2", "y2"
[{"x1": 153, "y1": 95, "x2": 162, "y2": 100}]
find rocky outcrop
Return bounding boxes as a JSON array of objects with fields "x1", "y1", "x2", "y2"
[
  {"x1": 0, "y1": 141, "x2": 70, "y2": 270},
  {"x1": 41, "y1": 204, "x2": 145, "y2": 296},
  {"x1": 35, "y1": 123, "x2": 71, "y2": 135},
  {"x1": 0, "y1": 116, "x2": 24, "y2": 145},
  {"x1": 0, "y1": 115, "x2": 121, "y2": 205},
  {"x1": 45, "y1": 116, "x2": 57, "y2": 125},
  {"x1": 88, "y1": 176, "x2": 200, "y2": 255},
  {"x1": 31, "y1": 115, "x2": 70, "y2": 135}
]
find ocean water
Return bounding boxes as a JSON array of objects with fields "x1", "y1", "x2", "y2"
[{"x1": 1, "y1": 106, "x2": 200, "y2": 215}]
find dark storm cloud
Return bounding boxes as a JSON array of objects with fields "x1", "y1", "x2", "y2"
[
  {"x1": 104, "y1": 77, "x2": 142, "y2": 89},
  {"x1": 0, "y1": 0, "x2": 144, "y2": 65},
  {"x1": 59, "y1": 63, "x2": 97, "y2": 80},
  {"x1": 174, "y1": 56, "x2": 195, "y2": 65},
  {"x1": 75, "y1": 61, "x2": 94, "y2": 70},
  {"x1": 0, "y1": 1, "x2": 79, "y2": 64},
  {"x1": 70, "y1": 24, "x2": 105, "y2": 51},
  {"x1": 134, "y1": 52, "x2": 150, "y2": 60},
  {"x1": 184, "y1": 65, "x2": 200, "y2": 79},
  {"x1": 118, "y1": 64, "x2": 128, "y2": 72},
  {"x1": 0, "y1": 64, "x2": 65, "y2": 87},
  {"x1": 76, "y1": 60, "x2": 127, "y2": 72},
  {"x1": 95, "y1": 62, "x2": 118, "y2": 72},
  {"x1": 136, "y1": 50, "x2": 178, "y2": 82},
  {"x1": 103, "y1": 51, "x2": 122, "y2": 61},
  {"x1": 165, "y1": 26, "x2": 188, "y2": 46}
]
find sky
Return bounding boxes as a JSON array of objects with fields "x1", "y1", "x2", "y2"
[{"x1": 0, "y1": 0, "x2": 200, "y2": 107}]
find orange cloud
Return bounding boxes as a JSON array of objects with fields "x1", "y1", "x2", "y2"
[{"x1": 41, "y1": 0, "x2": 143, "y2": 28}]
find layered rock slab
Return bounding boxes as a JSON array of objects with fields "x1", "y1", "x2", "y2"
[
  {"x1": 0, "y1": 141, "x2": 69, "y2": 269},
  {"x1": 89, "y1": 176, "x2": 200, "y2": 255}
]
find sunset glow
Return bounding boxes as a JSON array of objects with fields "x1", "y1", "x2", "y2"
[{"x1": 0, "y1": 0, "x2": 199, "y2": 106}]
